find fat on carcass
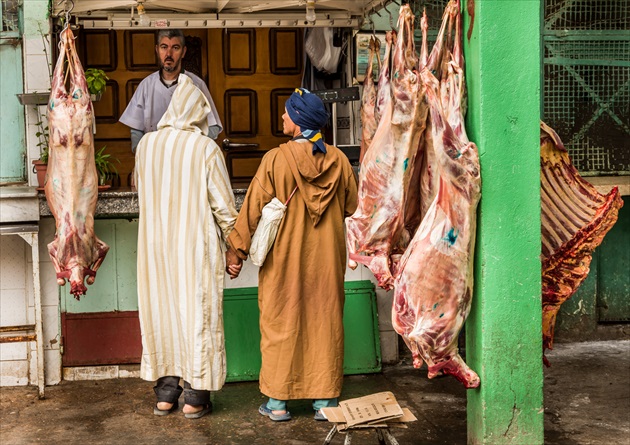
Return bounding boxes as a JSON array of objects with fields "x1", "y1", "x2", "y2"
[
  {"x1": 540, "y1": 122, "x2": 623, "y2": 365},
  {"x1": 393, "y1": 0, "x2": 481, "y2": 388},
  {"x1": 45, "y1": 27, "x2": 109, "y2": 299},
  {"x1": 405, "y1": 5, "x2": 456, "y2": 235},
  {"x1": 359, "y1": 37, "x2": 380, "y2": 164},
  {"x1": 393, "y1": 68, "x2": 481, "y2": 390},
  {"x1": 346, "y1": 5, "x2": 428, "y2": 290}
]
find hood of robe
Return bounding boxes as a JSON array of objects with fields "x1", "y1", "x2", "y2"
[
  {"x1": 280, "y1": 141, "x2": 343, "y2": 227},
  {"x1": 157, "y1": 74, "x2": 211, "y2": 135}
]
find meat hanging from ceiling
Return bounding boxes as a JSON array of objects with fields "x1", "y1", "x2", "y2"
[
  {"x1": 345, "y1": 4, "x2": 428, "y2": 290},
  {"x1": 540, "y1": 121, "x2": 623, "y2": 366},
  {"x1": 346, "y1": 0, "x2": 481, "y2": 388},
  {"x1": 392, "y1": 1, "x2": 481, "y2": 389},
  {"x1": 45, "y1": 26, "x2": 110, "y2": 300}
]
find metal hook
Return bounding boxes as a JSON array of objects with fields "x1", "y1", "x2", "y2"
[
  {"x1": 56, "y1": 0, "x2": 74, "y2": 28},
  {"x1": 382, "y1": 1, "x2": 394, "y2": 29}
]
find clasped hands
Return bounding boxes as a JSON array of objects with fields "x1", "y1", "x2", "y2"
[{"x1": 225, "y1": 245, "x2": 243, "y2": 279}]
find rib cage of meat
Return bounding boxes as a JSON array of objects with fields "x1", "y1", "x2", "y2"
[
  {"x1": 45, "y1": 27, "x2": 110, "y2": 299},
  {"x1": 346, "y1": 6, "x2": 427, "y2": 290},
  {"x1": 540, "y1": 121, "x2": 623, "y2": 365},
  {"x1": 392, "y1": 1, "x2": 481, "y2": 389}
]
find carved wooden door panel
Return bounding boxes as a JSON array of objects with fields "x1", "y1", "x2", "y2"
[{"x1": 208, "y1": 28, "x2": 304, "y2": 187}]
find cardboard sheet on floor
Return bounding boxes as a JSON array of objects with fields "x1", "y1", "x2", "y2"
[{"x1": 320, "y1": 391, "x2": 417, "y2": 431}]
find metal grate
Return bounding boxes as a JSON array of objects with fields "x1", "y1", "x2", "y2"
[
  {"x1": 1, "y1": 0, "x2": 20, "y2": 33},
  {"x1": 543, "y1": 0, "x2": 630, "y2": 174},
  {"x1": 544, "y1": 0, "x2": 629, "y2": 31}
]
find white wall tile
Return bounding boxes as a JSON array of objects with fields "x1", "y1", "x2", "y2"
[
  {"x1": 379, "y1": 330, "x2": 399, "y2": 364},
  {"x1": 41, "y1": 305, "x2": 60, "y2": 351},
  {"x1": 224, "y1": 260, "x2": 259, "y2": 289},
  {"x1": 24, "y1": 54, "x2": 51, "y2": 92},
  {"x1": 44, "y1": 348, "x2": 61, "y2": 385},
  {"x1": 375, "y1": 287, "x2": 394, "y2": 330},
  {"x1": 0, "y1": 342, "x2": 28, "y2": 361},
  {"x1": 23, "y1": 36, "x2": 50, "y2": 57},
  {"x1": 0, "y1": 236, "x2": 27, "y2": 290},
  {"x1": 0, "y1": 360, "x2": 29, "y2": 386},
  {"x1": 25, "y1": 260, "x2": 59, "y2": 308},
  {"x1": 0, "y1": 289, "x2": 28, "y2": 327},
  {"x1": 63, "y1": 366, "x2": 118, "y2": 381}
]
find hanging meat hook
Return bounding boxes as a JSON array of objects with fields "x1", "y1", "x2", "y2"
[
  {"x1": 55, "y1": 0, "x2": 74, "y2": 29},
  {"x1": 382, "y1": 1, "x2": 395, "y2": 30}
]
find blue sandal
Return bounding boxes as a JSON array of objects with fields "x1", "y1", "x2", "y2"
[{"x1": 258, "y1": 403, "x2": 292, "y2": 422}]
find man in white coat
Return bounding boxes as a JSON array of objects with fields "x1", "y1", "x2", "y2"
[{"x1": 135, "y1": 74, "x2": 241, "y2": 419}]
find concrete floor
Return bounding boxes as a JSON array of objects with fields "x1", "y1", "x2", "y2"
[{"x1": 1, "y1": 340, "x2": 628, "y2": 445}]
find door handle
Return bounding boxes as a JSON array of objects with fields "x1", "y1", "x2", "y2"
[{"x1": 222, "y1": 138, "x2": 259, "y2": 151}]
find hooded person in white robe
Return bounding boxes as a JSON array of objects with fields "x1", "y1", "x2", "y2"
[{"x1": 135, "y1": 73, "x2": 238, "y2": 419}]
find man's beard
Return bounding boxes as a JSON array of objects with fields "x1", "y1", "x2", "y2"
[{"x1": 161, "y1": 58, "x2": 177, "y2": 73}]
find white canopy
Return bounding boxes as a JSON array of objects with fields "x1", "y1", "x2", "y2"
[{"x1": 53, "y1": 0, "x2": 397, "y2": 29}]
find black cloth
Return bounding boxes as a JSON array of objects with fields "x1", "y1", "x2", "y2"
[{"x1": 154, "y1": 376, "x2": 210, "y2": 406}]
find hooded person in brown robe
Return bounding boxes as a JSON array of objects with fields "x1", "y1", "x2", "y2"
[{"x1": 227, "y1": 88, "x2": 358, "y2": 422}]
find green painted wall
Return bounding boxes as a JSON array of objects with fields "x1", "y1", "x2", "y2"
[
  {"x1": 463, "y1": 1, "x2": 543, "y2": 444},
  {"x1": 0, "y1": 43, "x2": 26, "y2": 183},
  {"x1": 61, "y1": 220, "x2": 139, "y2": 313},
  {"x1": 21, "y1": 0, "x2": 49, "y2": 38}
]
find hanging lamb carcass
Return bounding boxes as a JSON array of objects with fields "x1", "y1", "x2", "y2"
[{"x1": 45, "y1": 27, "x2": 109, "y2": 299}]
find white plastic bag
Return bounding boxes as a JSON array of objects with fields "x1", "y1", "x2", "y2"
[
  {"x1": 305, "y1": 27, "x2": 342, "y2": 74},
  {"x1": 249, "y1": 198, "x2": 288, "y2": 266}
]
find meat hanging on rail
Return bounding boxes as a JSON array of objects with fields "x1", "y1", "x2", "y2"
[
  {"x1": 346, "y1": 4, "x2": 428, "y2": 290},
  {"x1": 392, "y1": 1, "x2": 481, "y2": 389},
  {"x1": 347, "y1": 0, "x2": 481, "y2": 388},
  {"x1": 540, "y1": 121, "x2": 623, "y2": 366},
  {"x1": 45, "y1": 26, "x2": 110, "y2": 299}
]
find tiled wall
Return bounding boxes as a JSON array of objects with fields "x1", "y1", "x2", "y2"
[{"x1": 0, "y1": 219, "x2": 61, "y2": 386}]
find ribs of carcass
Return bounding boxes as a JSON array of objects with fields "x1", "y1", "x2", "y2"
[
  {"x1": 346, "y1": 5, "x2": 428, "y2": 290},
  {"x1": 359, "y1": 37, "x2": 380, "y2": 164},
  {"x1": 540, "y1": 122, "x2": 623, "y2": 365},
  {"x1": 393, "y1": 69, "x2": 481, "y2": 389},
  {"x1": 45, "y1": 27, "x2": 110, "y2": 299}
]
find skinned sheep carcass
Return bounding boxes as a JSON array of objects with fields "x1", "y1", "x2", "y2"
[{"x1": 45, "y1": 27, "x2": 109, "y2": 299}]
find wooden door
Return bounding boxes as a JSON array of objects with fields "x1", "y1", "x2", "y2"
[{"x1": 208, "y1": 28, "x2": 304, "y2": 187}]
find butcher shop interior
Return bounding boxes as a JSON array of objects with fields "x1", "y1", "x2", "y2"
[{"x1": 0, "y1": 0, "x2": 628, "y2": 443}]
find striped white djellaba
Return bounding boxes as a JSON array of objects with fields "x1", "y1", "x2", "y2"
[{"x1": 135, "y1": 74, "x2": 237, "y2": 391}]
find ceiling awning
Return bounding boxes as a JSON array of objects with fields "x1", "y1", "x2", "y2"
[{"x1": 53, "y1": 0, "x2": 397, "y2": 29}]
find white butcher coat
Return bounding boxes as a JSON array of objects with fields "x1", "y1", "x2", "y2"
[
  {"x1": 120, "y1": 70, "x2": 223, "y2": 139},
  {"x1": 135, "y1": 74, "x2": 237, "y2": 391}
]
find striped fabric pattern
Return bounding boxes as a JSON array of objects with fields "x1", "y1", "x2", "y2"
[{"x1": 135, "y1": 75, "x2": 237, "y2": 391}]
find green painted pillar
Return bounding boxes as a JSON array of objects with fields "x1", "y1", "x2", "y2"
[{"x1": 463, "y1": 1, "x2": 543, "y2": 444}]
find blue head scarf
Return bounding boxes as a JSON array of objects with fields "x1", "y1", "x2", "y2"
[{"x1": 286, "y1": 88, "x2": 329, "y2": 154}]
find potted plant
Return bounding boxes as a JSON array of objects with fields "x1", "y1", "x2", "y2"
[
  {"x1": 94, "y1": 145, "x2": 120, "y2": 187},
  {"x1": 32, "y1": 107, "x2": 49, "y2": 189},
  {"x1": 85, "y1": 68, "x2": 109, "y2": 101}
]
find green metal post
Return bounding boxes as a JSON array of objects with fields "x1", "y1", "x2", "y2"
[{"x1": 463, "y1": 1, "x2": 543, "y2": 444}]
